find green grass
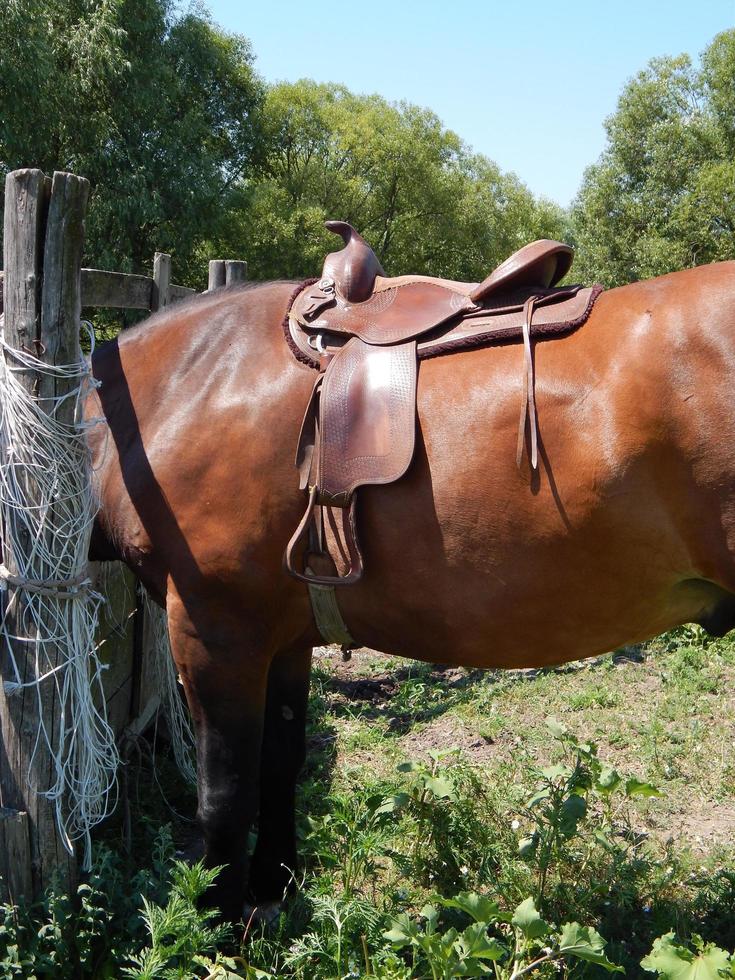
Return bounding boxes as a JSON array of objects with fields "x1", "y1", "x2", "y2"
[{"x1": 2, "y1": 627, "x2": 734, "y2": 978}]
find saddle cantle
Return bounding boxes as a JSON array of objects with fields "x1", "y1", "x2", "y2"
[{"x1": 283, "y1": 222, "x2": 603, "y2": 620}]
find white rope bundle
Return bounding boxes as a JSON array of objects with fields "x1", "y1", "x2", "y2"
[
  {"x1": 0, "y1": 318, "x2": 118, "y2": 868},
  {"x1": 143, "y1": 588, "x2": 197, "y2": 786}
]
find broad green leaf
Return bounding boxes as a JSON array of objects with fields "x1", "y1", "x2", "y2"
[
  {"x1": 457, "y1": 921, "x2": 507, "y2": 961},
  {"x1": 625, "y1": 778, "x2": 660, "y2": 798},
  {"x1": 424, "y1": 775, "x2": 455, "y2": 800},
  {"x1": 511, "y1": 898, "x2": 550, "y2": 940},
  {"x1": 542, "y1": 763, "x2": 571, "y2": 782},
  {"x1": 558, "y1": 922, "x2": 624, "y2": 972},
  {"x1": 597, "y1": 766, "x2": 623, "y2": 793},
  {"x1": 421, "y1": 904, "x2": 440, "y2": 933},
  {"x1": 441, "y1": 892, "x2": 509, "y2": 924},
  {"x1": 546, "y1": 717, "x2": 568, "y2": 738},
  {"x1": 375, "y1": 792, "x2": 410, "y2": 814},
  {"x1": 452, "y1": 967, "x2": 494, "y2": 977},
  {"x1": 559, "y1": 793, "x2": 587, "y2": 837},
  {"x1": 641, "y1": 932, "x2": 731, "y2": 979},
  {"x1": 526, "y1": 788, "x2": 551, "y2": 808},
  {"x1": 397, "y1": 761, "x2": 419, "y2": 773},
  {"x1": 384, "y1": 913, "x2": 420, "y2": 947}
]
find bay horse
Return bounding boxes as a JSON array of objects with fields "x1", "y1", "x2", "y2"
[{"x1": 87, "y1": 259, "x2": 735, "y2": 919}]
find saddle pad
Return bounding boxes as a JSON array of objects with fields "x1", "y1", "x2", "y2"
[
  {"x1": 286, "y1": 285, "x2": 603, "y2": 369},
  {"x1": 417, "y1": 285, "x2": 603, "y2": 358},
  {"x1": 318, "y1": 337, "x2": 417, "y2": 504}
]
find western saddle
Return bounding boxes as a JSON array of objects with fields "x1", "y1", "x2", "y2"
[{"x1": 283, "y1": 222, "x2": 601, "y2": 642}]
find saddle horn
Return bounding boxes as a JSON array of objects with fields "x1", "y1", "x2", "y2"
[{"x1": 323, "y1": 221, "x2": 385, "y2": 303}]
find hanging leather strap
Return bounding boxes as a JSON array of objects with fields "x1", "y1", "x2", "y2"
[{"x1": 516, "y1": 295, "x2": 539, "y2": 470}]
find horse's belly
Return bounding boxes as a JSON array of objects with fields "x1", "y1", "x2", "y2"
[{"x1": 338, "y1": 519, "x2": 694, "y2": 670}]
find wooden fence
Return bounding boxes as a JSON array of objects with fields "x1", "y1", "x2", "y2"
[{"x1": 0, "y1": 167, "x2": 245, "y2": 903}]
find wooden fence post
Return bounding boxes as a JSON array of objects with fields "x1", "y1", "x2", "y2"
[
  {"x1": 208, "y1": 259, "x2": 226, "y2": 291},
  {"x1": 151, "y1": 252, "x2": 171, "y2": 312},
  {"x1": 224, "y1": 260, "x2": 247, "y2": 286},
  {"x1": 0, "y1": 169, "x2": 47, "y2": 904},
  {"x1": 0, "y1": 169, "x2": 89, "y2": 901}
]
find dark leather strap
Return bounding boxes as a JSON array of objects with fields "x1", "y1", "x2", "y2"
[{"x1": 516, "y1": 296, "x2": 539, "y2": 470}]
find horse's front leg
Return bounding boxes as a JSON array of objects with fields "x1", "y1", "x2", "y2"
[
  {"x1": 249, "y1": 643, "x2": 312, "y2": 903},
  {"x1": 167, "y1": 595, "x2": 269, "y2": 921}
]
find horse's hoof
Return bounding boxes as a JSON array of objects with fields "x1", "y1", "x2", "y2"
[{"x1": 242, "y1": 900, "x2": 282, "y2": 928}]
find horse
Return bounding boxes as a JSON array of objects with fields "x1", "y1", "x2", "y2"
[{"x1": 87, "y1": 259, "x2": 735, "y2": 920}]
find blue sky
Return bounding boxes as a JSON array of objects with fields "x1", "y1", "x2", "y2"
[{"x1": 202, "y1": 0, "x2": 735, "y2": 206}]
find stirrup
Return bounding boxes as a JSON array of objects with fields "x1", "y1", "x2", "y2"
[{"x1": 284, "y1": 487, "x2": 364, "y2": 586}]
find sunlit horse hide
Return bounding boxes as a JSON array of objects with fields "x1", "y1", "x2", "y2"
[
  {"x1": 284, "y1": 223, "x2": 602, "y2": 643},
  {"x1": 89, "y1": 221, "x2": 735, "y2": 921}
]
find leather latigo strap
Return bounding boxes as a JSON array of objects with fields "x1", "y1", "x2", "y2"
[{"x1": 517, "y1": 296, "x2": 539, "y2": 470}]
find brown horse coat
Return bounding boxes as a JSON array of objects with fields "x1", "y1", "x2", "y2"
[{"x1": 87, "y1": 261, "x2": 735, "y2": 916}]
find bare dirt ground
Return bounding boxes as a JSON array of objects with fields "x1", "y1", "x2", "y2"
[{"x1": 312, "y1": 641, "x2": 735, "y2": 855}]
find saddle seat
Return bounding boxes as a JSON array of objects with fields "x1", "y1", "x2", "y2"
[
  {"x1": 290, "y1": 222, "x2": 577, "y2": 348},
  {"x1": 284, "y1": 221, "x2": 602, "y2": 607}
]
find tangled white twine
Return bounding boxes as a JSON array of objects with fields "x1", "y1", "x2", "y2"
[
  {"x1": 0, "y1": 317, "x2": 118, "y2": 869},
  {"x1": 143, "y1": 587, "x2": 197, "y2": 786}
]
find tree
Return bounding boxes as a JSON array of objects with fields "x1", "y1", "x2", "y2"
[
  {"x1": 208, "y1": 80, "x2": 565, "y2": 281},
  {"x1": 1, "y1": 10, "x2": 564, "y2": 289},
  {"x1": 571, "y1": 30, "x2": 735, "y2": 286},
  {"x1": 0, "y1": 0, "x2": 265, "y2": 282}
]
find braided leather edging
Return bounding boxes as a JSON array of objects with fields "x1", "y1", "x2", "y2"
[{"x1": 282, "y1": 278, "x2": 319, "y2": 369}]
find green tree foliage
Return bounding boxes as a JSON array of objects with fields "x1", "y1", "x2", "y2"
[
  {"x1": 571, "y1": 30, "x2": 735, "y2": 286},
  {"x1": 1, "y1": 3, "x2": 562, "y2": 288},
  {"x1": 205, "y1": 80, "x2": 565, "y2": 281},
  {"x1": 0, "y1": 0, "x2": 265, "y2": 280}
]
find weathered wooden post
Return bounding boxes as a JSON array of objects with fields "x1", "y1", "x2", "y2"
[
  {"x1": 208, "y1": 259, "x2": 226, "y2": 291},
  {"x1": 224, "y1": 260, "x2": 247, "y2": 286},
  {"x1": 151, "y1": 252, "x2": 171, "y2": 312},
  {"x1": 0, "y1": 168, "x2": 90, "y2": 901}
]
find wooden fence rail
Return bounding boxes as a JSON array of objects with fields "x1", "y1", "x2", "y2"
[{"x1": 1, "y1": 251, "x2": 245, "y2": 314}]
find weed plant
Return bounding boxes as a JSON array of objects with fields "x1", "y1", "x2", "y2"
[{"x1": 1, "y1": 629, "x2": 734, "y2": 978}]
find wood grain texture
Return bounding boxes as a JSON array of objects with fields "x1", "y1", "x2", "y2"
[
  {"x1": 41, "y1": 171, "x2": 89, "y2": 370},
  {"x1": 225, "y1": 260, "x2": 247, "y2": 285},
  {"x1": 37, "y1": 171, "x2": 90, "y2": 893},
  {"x1": 81, "y1": 269, "x2": 153, "y2": 309},
  {"x1": 0, "y1": 169, "x2": 52, "y2": 902},
  {"x1": 168, "y1": 283, "x2": 196, "y2": 304},
  {"x1": 208, "y1": 259, "x2": 226, "y2": 291},
  {"x1": 0, "y1": 809, "x2": 32, "y2": 904},
  {"x1": 151, "y1": 252, "x2": 171, "y2": 312},
  {"x1": 93, "y1": 564, "x2": 136, "y2": 740},
  {"x1": 0, "y1": 169, "x2": 90, "y2": 899}
]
